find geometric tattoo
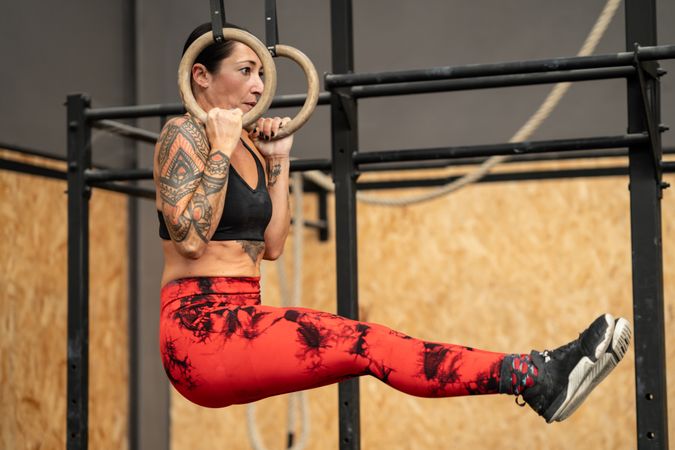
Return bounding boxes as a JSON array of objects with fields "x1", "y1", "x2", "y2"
[
  {"x1": 157, "y1": 116, "x2": 234, "y2": 247},
  {"x1": 206, "y1": 151, "x2": 231, "y2": 176},
  {"x1": 160, "y1": 149, "x2": 201, "y2": 206},
  {"x1": 168, "y1": 214, "x2": 192, "y2": 242},
  {"x1": 188, "y1": 193, "x2": 213, "y2": 243},
  {"x1": 202, "y1": 151, "x2": 230, "y2": 195}
]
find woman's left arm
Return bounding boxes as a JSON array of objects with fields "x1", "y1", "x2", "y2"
[
  {"x1": 262, "y1": 154, "x2": 290, "y2": 259},
  {"x1": 252, "y1": 117, "x2": 293, "y2": 260}
]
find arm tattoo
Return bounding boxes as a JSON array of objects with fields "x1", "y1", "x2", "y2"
[
  {"x1": 200, "y1": 151, "x2": 230, "y2": 195},
  {"x1": 182, "y1": 117, "x2": 211, "y2": 162},
  {"x1": 237, "y1": 240, "x2": 265, "y2": 263},
  {"x1": 159, "y1": 149, "x2": 202, "y2": 206},
  {"x1": 267, "y1": 161, "x2": 282, "y2": 187},
  {"x1": 167, "y1": 214, "x2": 191, "y2": 242},
  {"x1": 157, "y1": 124, "x2": 180, "y2": 167},
  {"x1": 188, "y1": 193, "x2": 213, "y2": 243},
  {"x1": 206, "y1": 151, "x2": 231, "y2": 176},
  {"x1": 157, "y1": 117, "x2": 230, "y2": 245},
  {"x1": 202, "y1": 174, "x2": 228, "y2": 195}
]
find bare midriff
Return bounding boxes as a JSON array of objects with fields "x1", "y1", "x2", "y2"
[{"x1": 160, "y1": 240, "x2": 263, "y2": 287}]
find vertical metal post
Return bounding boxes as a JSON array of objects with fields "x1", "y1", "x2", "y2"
[
  {"x1": 66, "y1": 93, "x2": 92, "y2": 450},
  {"x1": 330, "y1": 1, "x2": 360, "y2": 449},
  {"x1": 127, "y1": 1, "x2": 140, "y2": 448},
  {"x1": 318, "y1": 189, "x2": 329, "y2": 242},
  {"x1": 625, "y1": 2, "x2": 669, "y2": 449}
]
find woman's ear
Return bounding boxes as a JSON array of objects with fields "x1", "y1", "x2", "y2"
[{"x1": 192, "y1": 63, "x2": 210, "y2": 89}]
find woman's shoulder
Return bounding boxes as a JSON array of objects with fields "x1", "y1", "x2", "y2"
[
  {"x1": 161, "y1": 114, "x2": 204, "y2": 133},
  {"x1": 158, "y1": 114, "x2": 208, "y2": 148}
]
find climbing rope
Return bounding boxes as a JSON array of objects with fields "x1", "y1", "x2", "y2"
[
  {"x1": 304, "y1": 0, "x2": 623, "y2": 206},
  {"x1": 247, "y1": 172, "x2": 310, "y2": 450}
]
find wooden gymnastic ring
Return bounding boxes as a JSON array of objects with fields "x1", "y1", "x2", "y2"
[
  {"x1": 177, "y1": 28, "x2": 277, "y2": 127},
  {"x1": 269, "y1": 44, "x2": 320, "y2": 140}
]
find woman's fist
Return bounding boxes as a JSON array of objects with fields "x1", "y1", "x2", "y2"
[
  {"x1": 250, "y1": 116, "x2": 293, "y2": 157},
  {"x1": 205, "y1": 108, "x2": 243, "y2": 153}
]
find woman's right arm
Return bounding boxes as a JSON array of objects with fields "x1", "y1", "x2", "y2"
[{"x1": 155, "y1": 109, "x2": 242, "y2": 258}]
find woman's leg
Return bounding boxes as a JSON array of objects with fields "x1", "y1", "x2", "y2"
[
  {"x1": 160, "y1": 277, "x2": 631, "y2": 422},
  {"x1": 161, "y1": 285, "x2": 506, "y2": 408}
]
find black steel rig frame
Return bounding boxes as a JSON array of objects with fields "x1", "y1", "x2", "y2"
[{"x1": 4, "y1": 0, "x2": 662, "y2": 448}]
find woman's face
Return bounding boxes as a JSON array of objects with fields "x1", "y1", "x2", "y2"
[{"x1": 198, "y1": 42, "x2": 264, "y2": 112}]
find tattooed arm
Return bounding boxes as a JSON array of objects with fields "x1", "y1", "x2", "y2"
[
  {"x1": 251, "y1": 116, "x2": 293, "y2": 260},
  {"x1": 262, "y1": 155, "x2": 291, "y2": 259},
  {"x1": 155, "y1": 109, "x2": 242, "y2": 259}
]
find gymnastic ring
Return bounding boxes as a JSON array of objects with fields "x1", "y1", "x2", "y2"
[
  {"x1": 268, "y1": 44, "x2": 320, "y2": 140},
  {"x1": 178, "y1": 28, "x2": 278, "y2": 128}
]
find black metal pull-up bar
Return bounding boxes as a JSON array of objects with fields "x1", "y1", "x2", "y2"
[{"x1": 325, "y1": 43, "x2": 675, "y2": 88}]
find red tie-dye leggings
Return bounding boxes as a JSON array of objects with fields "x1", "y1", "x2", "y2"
[{"x1": 160, "y1": 276, "x2": 506, "y2": 408}]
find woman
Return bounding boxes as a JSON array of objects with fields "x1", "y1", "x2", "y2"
[{"x1": 154, "y1": 22, "x2": 631, "y2": 423}]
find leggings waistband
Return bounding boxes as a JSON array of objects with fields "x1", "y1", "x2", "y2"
[{"x1": 161, "y1": 276, "x2": 261, "y2": 302}]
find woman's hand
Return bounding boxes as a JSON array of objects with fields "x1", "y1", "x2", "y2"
[
  {"x1": 250, "y1": 116, "x2": 294, "y2": 158},
  {"x1": 204, "y1": 108, "x2": 243, "y2": 154}
]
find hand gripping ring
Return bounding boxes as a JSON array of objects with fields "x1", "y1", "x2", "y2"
[
  {"x1": 269, "y1": 44, "x2": 320, "y2": 140},
  {"x1": 177, "y1": 28, "x2": 278, "y2": 127}
]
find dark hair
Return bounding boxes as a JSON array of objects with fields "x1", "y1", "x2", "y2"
[{"x1": 182, "y1": 22, "x2": 248, "y2": 73}]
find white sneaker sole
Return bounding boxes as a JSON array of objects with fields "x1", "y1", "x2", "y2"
[{"x1": 548, "y1": 317, "x2": 632, "y2": 422}]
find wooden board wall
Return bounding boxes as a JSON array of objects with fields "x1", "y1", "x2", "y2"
[
  {"x1": 2, "y1": 149, "x2": 672, "y2": 450},
  {"x1": 0, "y1": 151, "x2": 129, "y2": 450},
  {"x1": 170, "y1": 160, "x2": 674, "y2": 450}
]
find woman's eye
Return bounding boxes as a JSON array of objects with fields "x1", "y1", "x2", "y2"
[
  {"x1": 240, "y1": 67, "x2": 251, "y2": 75},
  {"x1": 259, "y1": 72, "x2": 264, "y2": 79}
]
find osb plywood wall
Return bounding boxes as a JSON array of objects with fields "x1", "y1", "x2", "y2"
[
  {"x1": 2, "y1": 150, "x2": 672, "y2": 450},
  {"x1": 170, "y1": 158, "x2": 674, "y2": 450},
  {"x1": 0, "y1": 151, "x2": 129, "y2": 450}
]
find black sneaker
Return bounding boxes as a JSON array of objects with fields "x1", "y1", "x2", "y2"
[{"x1": 522, "y1": 313, "x2": 632, "y2": 423}]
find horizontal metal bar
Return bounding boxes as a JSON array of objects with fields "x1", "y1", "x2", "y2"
[
  {"x1": 85, "y1": 92, "x2": 331, "y2": 121},
  {"x1": 360, "y1": 147, "x2": 675, "y2": 172},
  {"x1": 290, "y1": 218, "x2": 328, "y2": 230},
  {"x1": 355, "y1": 134, "x2": 649, "y2": 164},
  {"x1": 0, "y1": 158, "x2": 155, "y2": 199},
  {"x1": 662, "y1": 161, "x2": 675, "y2": 172},
  {"x1": 85, "y1": 168, "x2": 152, "y2": 183},
  {"x1": 357, "y1": 166, "x2": 632, "y2": 190},
  {"x1": 93, "y1": 120, "x2": 159, "y2": 144},
  {"x1": 0, "y1": 141, "x2": 67, "y2": 162},
  {"x1": 88, "y1": 181, "x2": 156, "y2": 200},
  {"x1": 87, "y1": 103, "x2": 183, "y2": 121},
  {"x1": 82, "y1": 159, "x2": 333, "y2": 184},
  {"x1": 271, "y1": 92, "x2": 331, "y2": 108},
  {"x1": 290, "y1": 158, "x2": 332, "y2": 172},
  {"x1": 352, "y1": 67, "x2": 635, "y2": 99},
  {"x1": 0, "y1": 157, "x2": 67, "y2": 180},
  {"x1": 5, "y1": 155, "x2": 668, "y2": 199},
  {"x1": 325, "y1": 44, "x2": 675, "y2": 88}
]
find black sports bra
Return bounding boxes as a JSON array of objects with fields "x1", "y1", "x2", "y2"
[{"x1": 158, "y1": 140, "x2": 272, "y2": 242}]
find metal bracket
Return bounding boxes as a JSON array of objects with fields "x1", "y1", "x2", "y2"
[
  {"x1": 210, "y1": 0, "x2": 226, "y2": 43},
  {"x1": 632, "y1": 43, "x2": 664, "y2": 189},
  {"x1": 265, "y1": 0, "x2": 279, "y2": 52},
  {"x1": 336, "y1": 89, "x2": 357, "y2": 131}
]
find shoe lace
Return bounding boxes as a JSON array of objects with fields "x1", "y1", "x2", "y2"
[
  {"x1": 514, "y1": 395, "x2": 527, "y2": 407},
  {"x1": 545, "y1": 333, "x2": 581, "y2": 361}
]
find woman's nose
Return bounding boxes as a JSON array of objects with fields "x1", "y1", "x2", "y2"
[{"x1": 251, "y1": 74, "x2": 264, "y2": 95}]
